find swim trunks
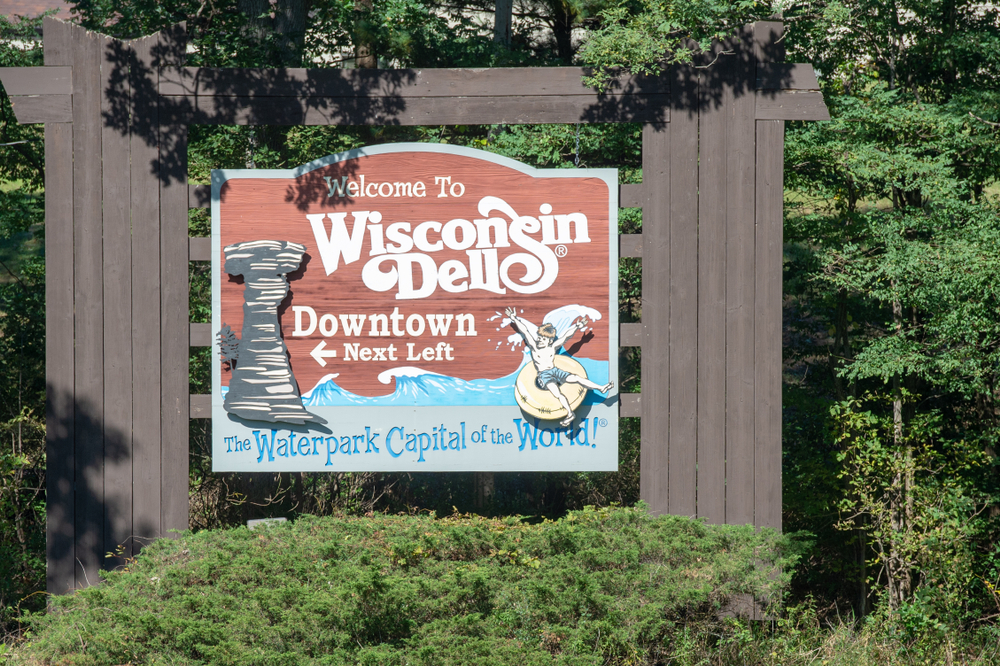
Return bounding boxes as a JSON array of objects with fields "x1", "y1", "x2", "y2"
[{"x1": 536, "y1": 366, "x2": 571, "y2": 389}]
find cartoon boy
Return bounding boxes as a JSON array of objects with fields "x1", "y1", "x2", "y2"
[{"x1": 505, "y1": 307, "x2": 614, "y2": 426}]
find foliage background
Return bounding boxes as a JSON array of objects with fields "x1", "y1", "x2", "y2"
[{"x1": 0, "y1": 0, "x2": 998, "y2": 660}]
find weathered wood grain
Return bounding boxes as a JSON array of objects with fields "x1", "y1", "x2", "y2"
[
  {"x1": 696, "y1": 43, "x2": 729, "y2": 525},
  {"x1": 620, "y1": 393, "x2": 640, "y2": 418},
  {"x1": 619, "y1": 234, "x2": 641, "y2": 258},
  {"x1": 0, "y1": 66, "x2": 72, "y2": 94},
  {"x1": 190, "y1": 323, "x2": 212, "y2": 347},
  {"x1": 158, "y1": 66, "x2": 669, "y2": 98},
  {"x1": 755, "y1": 63, "x2": 817, "y2": 91},
  {"x1": 725, "y1": 27, "x2": 757, "y2": 527},
  {"x1": 619, "y1": 184, "x2": 644, "y2": 209},
  {"x1": 668, "y1": 65, "x2": 699, "y2": 518},
  {"x1": 189, "y1": 184, "x2": 210, "y2": 208},
  {"x1": 159, "y1": 93, "x2": 671, "y2": 126},
  {"x1": 101, "y1": 33, "x2": 134, "y2": 562},
  {"x1": 72, "y1": 24, "x2": 104, "y2": 589},
  {"x1": 753, "y1": 22, "x2": 785, "y2": 532},
  {"x1": 159, "y1": 22, "x2": 190, "y2": 537},
  {"x1": 756, "y1": 91, "x2": 829, "y2": 121},
  {"x1": 189, "y1": 236, "x2": 211, "y2": 261},
  {"x1": 190, "y1": 394, "x2": 211, "y2": 418},
  {"x1": 8, "y1": 95, "x2": 72, "y2": 123},
  {"x1": 43, "y1": 11, "x2": 76, "y2": 598},
  {"x1": 131, "y1": 32, "x2": 163, "y2": 546},
  {"x1": 639, "y1": 122, "x2": 670, "y2": 516},
  {"x1": 620, "y1": 323, "x2": 642, "y2": 347}
]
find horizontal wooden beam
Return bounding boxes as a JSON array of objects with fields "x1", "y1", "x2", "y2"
[
  {"x1": 620, "y1": 393, "x2": 640, "y2": 418},
  {"x1": 755, "y1": 90, "x2": 829, "y2": 121},
  {"x1": 190, "y1": 394, "x2": 210, "y2": 418},
  {"x1": 620, "y1": 234, "x2": 641, "y2": 258},
  {"x1": 756, "y1": 63, "x2": 819, "y2": 91},
  {"x1": 0, "y1": 66, "x2": 72, "y2": 95},
  {"x1": 190, "y1": 322, "x2": 211, "y2": 347},
  {"x1": 160, "y1": 93, "x2": 671, "y2": 126},
  {"x1": 189, "y1": 184, "x2": 210, "y2": 208},
  {"x1": 189, "y1": 236, "x2": 210, "y2": 261},
  {"x1": 620, "y1": 323, "x2": 642, "y2": 346},
  {"x1": 8, "y1": 95, "x2": 72, "y2": 123},
  {"x1": 619, "y1": 183, "x2": 644, "y2": 208},
  {"x1": 159, "y1": 66, "x2": 669, "y2": 99}
]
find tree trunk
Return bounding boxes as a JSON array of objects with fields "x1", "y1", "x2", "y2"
[
  {"x1": 355, "y1": 0, "x2": 377, "y2": 68},
  {"x1": 237, "y1": 0, "x2": 272, "y2": 59},
  {"x1": 549, "y1": 2, "x2": 574, "y2": 64},
  {"x1": 494, "y1": 0, "x2": 513, "y2": 48},
  {"x1": 475, "y1": 472, "x2": 494, "y2": 510},
  {"x1": 274, "y1": 0, "x2": 307, "y2": 67}
]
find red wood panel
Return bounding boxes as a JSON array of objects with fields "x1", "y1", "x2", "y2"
[{"x1": 218, "y1": 152, "x2": 613, "y2": 400}]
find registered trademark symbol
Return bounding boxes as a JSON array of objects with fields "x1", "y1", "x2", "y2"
[
  {"x1": 555, "y1": 244, "x2": 568, "y2": 257},
  {"x1": 599, "y1": 418, "x2": 608, "y2": 427}
]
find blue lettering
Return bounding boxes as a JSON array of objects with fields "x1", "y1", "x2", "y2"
[
  {"x1": 365, "y1": 426, "x2": 380, "y2": 453},
  {"x1": 325, "y1": 436, "x2": 338, "y2": 465},
  {"x1": 386, "y1": 427, "x2": 404, "y2": 457},
  {"x1": 417, "y1": 433, "x2": 432, "y2": 462},
  {"x1": 540, "y1": 428, "x2": 554, "y2": 447},
  {"x1": 253, "y1": 429, "x2": 277, "y2": 463},
  {"x1": 513, "y1": 419, "x2": 539, "y2": 451}
]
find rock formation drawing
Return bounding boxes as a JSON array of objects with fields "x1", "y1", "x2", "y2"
[{"x1": 221, "y1": 240, "x2": 325, "y2": 425}]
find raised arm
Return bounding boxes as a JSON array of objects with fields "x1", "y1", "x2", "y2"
[
  {"x1": 554, "y1": 316, "x2": 588, "y2": 349},
  {"x1": 505, "y1": 307, "x2": 538, "y2": 350}
]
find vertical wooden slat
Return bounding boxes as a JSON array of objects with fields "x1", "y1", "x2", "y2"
[
  {"x1": 724, "y1": 28, "x2": 757, "y2": 526},
  {"x1": 159, "y1": 23, "x2": 190, "y2": 536},
  {"x1": 754, "y1": 21, "x2": 786, "y2": 531},
  {"x1": 696, "y1": 47, "x2": 729, "y2": 525},
  {"x1": 71, "y1": 25, "x2": 104, "y2": 588},
  {"x1": 101, "y1": 34, "x2": 133, "y2": 561},
  {"x1": 131, "y1": 34, "x2": 163, "y2": 544},
  {"x1": 43, "y1": 16, "x2": 76, "y2": 595},
  {"x1": 667, "y1": 66, "x2": 699, "y2": 517},
  {"x1": 639, "y1": 122, "x2": 670, "y2": 516}
]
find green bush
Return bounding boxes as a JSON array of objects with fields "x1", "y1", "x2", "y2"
[{"x1": 13, "y1": 507, "x2": 802, "y2": 665}]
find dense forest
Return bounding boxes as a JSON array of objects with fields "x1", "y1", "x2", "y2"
[{"x1": 1, "y1": 0, "x2": 999, "y2": 662}]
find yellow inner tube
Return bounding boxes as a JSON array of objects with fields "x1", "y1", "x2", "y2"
[{"x1": 514, "y1": 355, "x2": 587, "y2": 421}]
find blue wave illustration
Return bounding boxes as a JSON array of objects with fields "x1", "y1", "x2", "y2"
[{"x1": 300, "y1": 354, "x2": 609, "y2": 407}]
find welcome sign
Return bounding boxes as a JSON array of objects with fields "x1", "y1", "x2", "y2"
[{"x1": 211, "y1": 144, "x2": 618, "y2": 471}]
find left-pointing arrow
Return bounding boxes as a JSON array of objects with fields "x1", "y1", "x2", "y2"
[{"x1": 310, "y1": 340, "x2": 338, "y2": 367}]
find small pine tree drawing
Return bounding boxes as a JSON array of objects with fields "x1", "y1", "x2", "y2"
[{"x1": 218, "y1": 324, "x2": 239, "y2": 370}]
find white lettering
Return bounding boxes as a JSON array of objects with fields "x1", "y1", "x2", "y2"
[{"x1": 292, "y1": 305, "x2": 316, "y2": 336}]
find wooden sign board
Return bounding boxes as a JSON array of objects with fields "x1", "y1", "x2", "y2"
[{"x1": 211, "y1": 144, "x2": 619, "y2": 471}]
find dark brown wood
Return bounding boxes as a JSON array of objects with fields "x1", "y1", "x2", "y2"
[
  {"x1": 725, "y1": 28, "x2": 757, "y2": 526},
  {"x1": 696, "y1": 45, "x2": 729, "y2": 526},
  {"x1": 619, "y1": 184, "x2": 644, "y2": 208},
  {"x1": 158, "y1": 66, "x2": 670, "y2": 98},
  {"x1": 639, "y1": 122, "x2": 669, "y2": 516},
  {"x1": 190, "y1": 323, "x2": 212, "y2": 346},
  {"x1": 71, "y1": 24, "x2": 104, "y2": 589},
  {"x1": 101, "y1": 33, "x2": 134, "y2": 561},
  {"x1": 189, "y1": 236, "x2": 211, "y2": 261},
  {"x1": 753, "y1": 22, "x2": 786, "y2": 532},
  {"x1": 189, "y1": 184, "x2": 210, "y2": 208},
  {"x1": 620, "y1": 323, "x2": 642, "y2": 347},
  {"x1": 159, "y1": 24, "x2": 190, "y2": 537},
  {"x1": 0, "y1": 66, "x2": 72, "y2": 94},
  {"x1": 619, "y1": 393, "x2": 640, "y2": 418},
  {"x1": 755, "y1": 63, "x2": 818, "y2": 90},
  {"x1": 667, "y1": 65, "x2": 699, "y2": 518},
  {"x1": 756, "y1": 91, "x2": 829, "y2": 120},
  {"x1": 619, "y1": 234, "x2": 642, "y2": 258},
  {"x1": 130, "y1": 33, "x2": 163, "y2": 545},
  {"x1": 190, "y1": 394, "x2": 211, "y2": 418},
  {"x1": 160, "y1": 93, "x2": 671, "y2": 126},
  {"x1": 43, "y1": 16, "x2": 76, "y2": 596},
  {"x1": 8, "y1": 95, "x2": 73, "y2": 123}
]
